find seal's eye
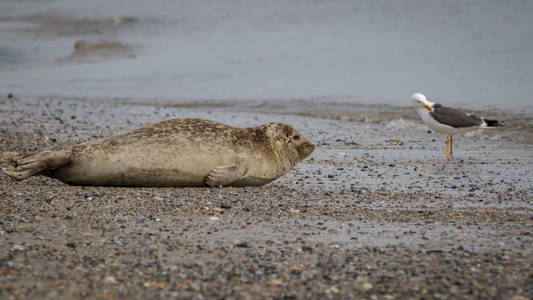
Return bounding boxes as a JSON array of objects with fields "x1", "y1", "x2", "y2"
[{"x1": 293, "y1": 135, "x2": 300, "y2": 141}]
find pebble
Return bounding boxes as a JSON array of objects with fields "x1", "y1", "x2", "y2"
[
  {"x1": 361, "y1": 282, "x2": 373, "y2": 292},
  {"x1": 0, "y1": 94, "x2": 531, "y2": 300},
  {"x1": 11, "y1": 245, "x2": 24, "y2": 251},
  {"x1": 104, "y1": 276, "x2": 118, "y2": 284}
]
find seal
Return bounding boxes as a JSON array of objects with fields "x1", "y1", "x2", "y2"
[{"x1": 2, "y1": 118, "x2": 315, "y2": 187}]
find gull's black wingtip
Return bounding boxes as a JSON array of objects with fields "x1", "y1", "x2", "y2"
[{"x1": 485, "y1": 119, "x2": 504, "y2": 127}]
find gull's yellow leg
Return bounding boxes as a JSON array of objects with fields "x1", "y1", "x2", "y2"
[
  {"x1": 450, "y1": 136, "x2": 453, "y2": 157},
  {"x1": 445, "y1": 136, "x2": 449, "y2": 157}
]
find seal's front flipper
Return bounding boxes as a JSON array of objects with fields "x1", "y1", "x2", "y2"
[
  {"x1": 205, "y1": 164, "x2": 246, "y2": 187},
  {"x1": 3, "y1": 150, "x2": 71, "y2": 181}
]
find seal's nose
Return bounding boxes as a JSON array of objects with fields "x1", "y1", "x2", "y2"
[{"x1": 297, "y1": 141, "x2": 315, "y2": 160}]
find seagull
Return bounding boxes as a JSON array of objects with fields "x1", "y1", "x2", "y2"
[{"x1": 411, "y1": 93, "x2": 503, "y2": 158}]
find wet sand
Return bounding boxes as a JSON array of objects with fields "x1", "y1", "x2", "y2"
[{"x1": 1, "y1": 95, "x2": 532, "y2": 299}]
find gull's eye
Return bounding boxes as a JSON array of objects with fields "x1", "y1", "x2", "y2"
[{"x1": 293, "y1": 135, "x2": 300, "y2": 141}]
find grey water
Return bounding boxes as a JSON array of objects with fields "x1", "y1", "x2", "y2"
[{"x1": 1, "y1": 0, "x2": 532, "y2": 137}]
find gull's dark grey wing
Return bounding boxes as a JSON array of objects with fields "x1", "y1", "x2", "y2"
[{"x1": 430, "y1": 103, "x2": 483, "y2": 128}]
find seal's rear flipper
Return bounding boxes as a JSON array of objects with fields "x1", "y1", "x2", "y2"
[
  {"x1": 3, "y1": 150, "x2": 71, "y2": 181},
  {"x1": 205, "y1": 164, "x2": 246, "y2": 187},
  {"x1": 2, "y1": 152, "x2": 24, "y2": 162}
]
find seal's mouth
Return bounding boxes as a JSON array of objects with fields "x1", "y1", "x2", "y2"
[{"x1": 297, "y1": 141, "x2": 315, "y2": 160}]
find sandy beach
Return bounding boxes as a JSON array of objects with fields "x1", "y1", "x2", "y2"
[
  {"x1": 1, "y1": 0, "x2": 533, "y2": 298},
  {"x1": 1, "y1": 95, "x2": 532, "y2": 299}
]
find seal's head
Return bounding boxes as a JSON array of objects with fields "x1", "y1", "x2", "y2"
[{"x1": 258, "y1": 122, "x2": 315, "y2": 165}]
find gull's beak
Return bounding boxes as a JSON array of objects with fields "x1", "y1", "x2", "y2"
[{"x1": 424, "y1": 104, "x2": 432, "y2": 111}]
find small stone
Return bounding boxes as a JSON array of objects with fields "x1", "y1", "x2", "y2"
[
  {"x1": 144, "y1": 282, "x2": 165, "y2": 288},
  {"x1": 326, "y1": 286, "x2": 340, "y2": 294},
  {"x1": 267, "y1": 279, "x2": 282, "y2": 286},
  {"x1": 234, "y1": 241, "x2": 250, "y2": 248},
  {"x1": 361, "y1": 281, "x2": 373, "y2": 291},
  {"x1": 12, "y1": 245, "x2": 24, "y2": 251},
  {"x1": 104, "y1": 276, "x2": 117, "y2": 284},
  {"x1": 211, "y1": 207, "x2": 223, "y2": 213}
]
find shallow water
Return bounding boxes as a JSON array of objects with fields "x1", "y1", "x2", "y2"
[
  {"x1": 1, "y1": 0, "x2": 532, "y2": 103},
  {"x1": 1, "y1": 0, "x2": 532, "y2": 143}
]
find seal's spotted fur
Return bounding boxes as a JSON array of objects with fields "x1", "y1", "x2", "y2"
[{"x1": 3, "y1": 118, "x2": 314, "y2": 187}]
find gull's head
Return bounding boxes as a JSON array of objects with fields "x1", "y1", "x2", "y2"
[{"x1": 411, "y1": 93, "x2": 432, "y2": 111}]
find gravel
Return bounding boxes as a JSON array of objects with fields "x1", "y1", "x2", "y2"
[{"x1": 1, "y1": 95, "x2": 532, "y2": 299}]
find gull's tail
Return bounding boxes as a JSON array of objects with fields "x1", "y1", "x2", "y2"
[{"x1": 484, "y1": 119, "x2": 504, "y2": 127}]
